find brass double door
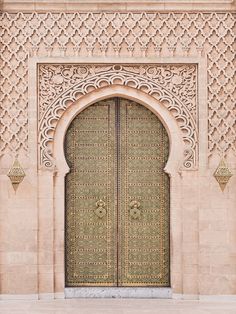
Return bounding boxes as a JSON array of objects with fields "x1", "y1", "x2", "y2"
[{"x1": 65, "y1": 98, "x2": 170, "y2": 287}]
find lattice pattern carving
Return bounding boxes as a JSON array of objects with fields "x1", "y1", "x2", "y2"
[
  {"x1": 38, "y1": 64, "x2": 197, "y2": 170},
  {"x1": 0, "y1": 12, "x2": 235, "y2": 160}
]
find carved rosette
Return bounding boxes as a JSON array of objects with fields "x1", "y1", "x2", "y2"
[{"x1": 38, "y1": 64, "x2": 197, "y2": 171}]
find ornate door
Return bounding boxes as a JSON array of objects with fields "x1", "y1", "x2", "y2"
[{"x1": 65, "y1": 98, "x2": 170, "y2": 287}]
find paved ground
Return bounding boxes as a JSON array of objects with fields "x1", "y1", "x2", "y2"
[{"x1": 0, "y1": 299, "x2": 236, "y2": 314}]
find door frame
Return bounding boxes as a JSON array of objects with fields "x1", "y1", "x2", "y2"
[
  {"x1": 53, "y1": 86, "x2": 183, "y2": 297},
  {"x1": 30, "y1": 56, "x2": 206, "y2": 299}
]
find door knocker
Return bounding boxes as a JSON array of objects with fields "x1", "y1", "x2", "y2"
[
  {"x1": 94, "y1": 199, "x2": 106, "y2": 218},
  {"x1": 129, "y1": 200, "x2": 141, "y2": 219}
]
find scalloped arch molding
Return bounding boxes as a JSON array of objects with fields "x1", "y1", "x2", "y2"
[{"x1": 38, "y1": 63, "x2": 197, "y2": 170}]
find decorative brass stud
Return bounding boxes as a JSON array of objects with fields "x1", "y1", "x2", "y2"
[
  {"x1": 7, "y1": 158, "x2": 25, "y2": 191},
  {"x1": 214, "y1": 158, "x2": 232, "y2": 191}
]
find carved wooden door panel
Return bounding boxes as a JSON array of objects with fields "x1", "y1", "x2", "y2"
[
  {"x1": 65, "y1": 98, "x2": 170, "y2": 287},
  {"x1": 119, "y1": 99, "x2": 170, "y2": 286},
  {"x1": 65, "y1": 99, "x2": 117, "y2": 286}
]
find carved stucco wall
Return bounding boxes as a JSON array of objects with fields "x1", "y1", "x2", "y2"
[
  {"x1": 0, "y1": 8, "x2": 236, "y2": 298},
  {"x1": 0, "y1": 12, "x2": 235, "y2": 164}
]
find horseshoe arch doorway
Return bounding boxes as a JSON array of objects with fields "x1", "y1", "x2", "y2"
[{"x1": 64, "y1": 97, "x2": 170, "y2": 287}]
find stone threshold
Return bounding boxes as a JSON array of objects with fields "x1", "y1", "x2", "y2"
[{"x1": 65, "y1": 287, "x2": 172, "y2": 299}]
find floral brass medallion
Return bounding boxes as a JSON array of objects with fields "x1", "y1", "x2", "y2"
[
  {"x1": 65, "y1": 98, "x2": 170, "y2": 287},
  {"x1": 7, "y1": 158, "x2": 25, "y2": 191}
]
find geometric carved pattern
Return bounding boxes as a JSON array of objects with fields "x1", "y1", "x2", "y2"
[
  {"x1": 38, "y1": 64, "x2": 197, "y2": 170},
  {"x1": 0, "y1": 13, "x2": 235, "y2": 160}
]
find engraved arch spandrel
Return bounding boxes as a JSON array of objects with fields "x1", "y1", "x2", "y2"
[
  {"x1": 38, "y1": 64, "x2": 196, "y2": 119},
  {"x1": 38, "y1": 64, "x2": 198, "y2": 170}
]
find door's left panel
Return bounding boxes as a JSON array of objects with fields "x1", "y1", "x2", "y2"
[{"x1": 65, "y1": 99, "x2": 117, "y2": 286}]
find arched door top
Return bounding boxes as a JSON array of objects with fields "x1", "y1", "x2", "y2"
[
  {"x1": 53, "y1": 85, "x2": 184, "y2": 177},
  {"x1": 39, "y1": 64, "x2": 197, "y2": 172}
]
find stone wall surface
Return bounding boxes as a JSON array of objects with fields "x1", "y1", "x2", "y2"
[
  {"x1": 1, "y1": 0, "x2": 235, "y2": 12},
  {"x1": 0, "y1": 1, "x2": 235, "y2": 299}
]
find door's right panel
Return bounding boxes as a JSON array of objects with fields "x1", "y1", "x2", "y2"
[{"x1": 119, "y1": 99, "x2": 170, "y2": 286}]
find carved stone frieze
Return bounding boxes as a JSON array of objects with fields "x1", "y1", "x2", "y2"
[
  {"x1": 38, "y1": 63, "x2": 197, "y2": 170},
  {"x1": 0, "y1": 12, "x2": 235, "y2": 161}
]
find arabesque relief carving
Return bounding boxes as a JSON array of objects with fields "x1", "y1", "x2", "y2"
[
  {"x1": 0, "y1": 12, "x2": 235, "y2": 161},
  {"x1": 38, "y1": 64, "x2": 197, "y2": 170}
]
